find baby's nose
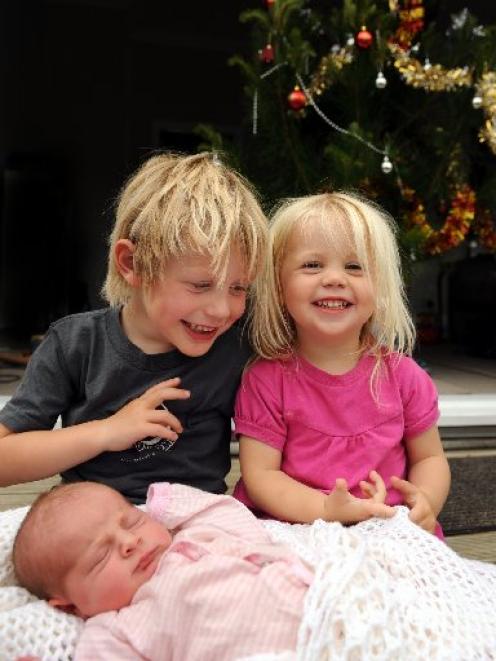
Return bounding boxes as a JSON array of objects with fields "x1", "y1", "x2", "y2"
[{"x1": 119, "y1": 531, "x2": 140, "y2": 556}]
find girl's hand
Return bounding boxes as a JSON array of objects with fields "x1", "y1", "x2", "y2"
[
  {"x1": 323, "y1": 476, "x2": 395, "y2": 524},
  {"x1": 358, "y1": 470, "x2": 388, "y2": 503},
  {"x1": 390, "y1": 475, "x2": 437, "y2": 534},
  {"x1": 100, "y1": 378, "x2": 190, "y2": 452}
]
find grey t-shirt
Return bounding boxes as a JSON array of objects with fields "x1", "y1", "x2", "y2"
[{"x1": 0, "y1": 308, "x2": 251, "y2": 502}]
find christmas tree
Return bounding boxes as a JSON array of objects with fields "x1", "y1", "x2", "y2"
[{"x1": 199, "y1": 0, "x2": 496, "y2": 258}]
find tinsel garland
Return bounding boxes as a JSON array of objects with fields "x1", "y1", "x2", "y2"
[
  {"x1": 388, "y1": 43, "x2": 473, "y2": 92},
  {"x1": 405, "y1": 186, "x2": 476, "y2": 255},
  {"x1": 473, "y1": 209, "x2": 496, "y2": 250},
  {"x1": 477, "y1": 72, "x2": 496, "y2": 155}
]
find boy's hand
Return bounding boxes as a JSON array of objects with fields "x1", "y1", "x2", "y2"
[
  {"x1": 323, "y1": 472, "x2": 395, "y2": 524},
  {"x1": 390, "y1": 475, "x2": 437, "y2": 533},
  {"x1": 101, "y1": 378, "x2": 190, "y2": 452}
]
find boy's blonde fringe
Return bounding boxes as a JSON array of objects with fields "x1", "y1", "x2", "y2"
[
  {"x1": 250, "y1": 192, "x2": 415, "y2": 394},
  {"x1": 102, "y1": 152, "x2": 268, "y2": 306}
]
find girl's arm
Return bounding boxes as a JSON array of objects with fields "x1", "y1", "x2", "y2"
[
  {"x1": 240, "y1": 436, "x2": 394, "y2": 524},
  {"x1": 0, "y1": 379, "x2": 189, "y2": 487},
  {"x1": 391, "y1": 424, "x2": 451, "y2": 532}
]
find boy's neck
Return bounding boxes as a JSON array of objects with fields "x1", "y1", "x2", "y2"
[{"x1": 120, "y1": 302, "x2": 174, "y2": 355}]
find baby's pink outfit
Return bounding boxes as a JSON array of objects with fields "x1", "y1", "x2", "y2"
[
  {"x1": 75, "y1": 483, "x2": 313, "y2": 661},
  {"x1": 234, "y1": 353, "x2": 440, "y2": 522}
]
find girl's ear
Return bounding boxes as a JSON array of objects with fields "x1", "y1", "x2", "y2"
[{"x1": 114, "y1": 239, "x2": 140, "y2": 288}]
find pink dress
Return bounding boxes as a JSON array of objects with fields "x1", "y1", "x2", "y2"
[{"x1": 234, "y1": 353, "x2": 440, "y2": 518}]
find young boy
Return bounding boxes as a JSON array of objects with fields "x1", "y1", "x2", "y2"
[
  {"x1": 0, "y1": 152, "x2": 268, "y2": 502},
  {"x1": 13, "y1": 481, "x2": 312, "y2": 660}
]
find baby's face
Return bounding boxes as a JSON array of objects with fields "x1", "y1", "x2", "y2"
[{"x1": 55, "y1": 488, "x2": 171, "y2": 618}]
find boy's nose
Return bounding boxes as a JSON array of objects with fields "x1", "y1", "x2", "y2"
[{"x1": 205, "y1": 293, "x2": 231, "y2": 321}]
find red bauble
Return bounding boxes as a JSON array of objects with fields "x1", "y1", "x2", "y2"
[
  {"x1": 356, "y1": 26, "x2": 373, "y2": 49},
  {"x1": 265, "y1": 0, "x2": 276, "y2": 6},
  {"x1": 287, "y1": 86, "x2": 307, "y2": 111},
  {"x1": 259, "y1": 44, "x2": 274, "y2": 64}
]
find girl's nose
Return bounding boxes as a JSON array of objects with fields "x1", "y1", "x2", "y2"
[{"x1": 322, "y1": 268, "x2": 346, "y2": 287}]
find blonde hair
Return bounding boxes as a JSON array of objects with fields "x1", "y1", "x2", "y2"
[
  {"x1": 251, "y1": 192, "x2": 415, "y2": 364},
  {"x1": 102, "y1": 152, "x2": 268, "y2": 305},
  {"x1": 13, "y1": 482, "x2": 125, "y2": 600}
]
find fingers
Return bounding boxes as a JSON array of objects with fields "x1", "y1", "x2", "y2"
[
  {"x1": 367, "y1": 502, "x2": 396, "y2": 519},
  {"x1": 143, "y1": 379, "x2": 191, "y2": 408},
  {"x1": 334, "y1": 478, "x2": 349, "y2": 492},
  {"x1": 359, "y1": 480, "x2": 375, "y2": 498},
  {"x1": 146, "y1": 424, "x2": 179, "y2": 442},
  {"x1": 390, "y1": 475, "x2": 418, "y2": 496},
  {"x1": 149, "y1": 409, "x2": 183, "y2": 434}
]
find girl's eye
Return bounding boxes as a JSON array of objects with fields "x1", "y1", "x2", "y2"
[
  {"x1": 191, "y1": 282, "x2": 212, "y2": 290},
  {"x1": 345, "y1": 262, "x2": 362, "y2": 271},
  {"x1": 302, "y1": 261, "x2": 321, "y2": 269}
]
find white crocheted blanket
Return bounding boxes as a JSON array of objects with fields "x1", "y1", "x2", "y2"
[{"x1": 1, "y1": 506, "x2": 495, "y2": 661}]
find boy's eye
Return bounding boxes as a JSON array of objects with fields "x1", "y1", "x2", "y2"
[{"x1": 230, "y1": 283, "x2": 248, "y2": 295}]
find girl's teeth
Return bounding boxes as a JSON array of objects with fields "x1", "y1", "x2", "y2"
[{"x1": 317, "y1": 301, "x2": 348, "y2": 309}]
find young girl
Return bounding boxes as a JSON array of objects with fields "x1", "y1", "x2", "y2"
[{"x1": 233, "y1": 192, "x2": 450, "y2": 535}]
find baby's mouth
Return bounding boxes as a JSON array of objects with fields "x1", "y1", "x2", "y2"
[{"x1": 135, "y1": 547, "x2": 160, "y2": 572}]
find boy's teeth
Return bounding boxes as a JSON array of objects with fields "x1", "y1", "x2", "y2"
[
  {"x1": 189, "y1": 323, "x2": 215, "y2": 332},
  {"x1": 316, "y1": 300, "x2": 348, "y2": 309}
]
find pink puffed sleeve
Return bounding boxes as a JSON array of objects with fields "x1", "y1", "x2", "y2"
[
  {"x1": 396, "y1": 356, "x2": 440, "y2": 439},
  {"x1": 234, "y1": 359, "x2": 288, "y2": 451}
]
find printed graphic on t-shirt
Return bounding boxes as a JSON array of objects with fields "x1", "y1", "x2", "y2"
[{"x1": 121, "y1": 402, "x2": 177, "y2": 463}]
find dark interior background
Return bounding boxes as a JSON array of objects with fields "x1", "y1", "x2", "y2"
[{"x1": 0, "y1": 0, "x2": 493, "y2": 343}]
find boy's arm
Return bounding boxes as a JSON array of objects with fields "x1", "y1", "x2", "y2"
[
  {"x1": 0, "y1": 379, "x2": 190, "y2": 487},
  {"x1": 391, "y1": 425, "x2": 451, "y2": 532}
]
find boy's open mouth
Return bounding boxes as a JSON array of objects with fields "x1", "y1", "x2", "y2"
[{"x1": 181, "y1": 320, "x2": 218, "y2": 338}]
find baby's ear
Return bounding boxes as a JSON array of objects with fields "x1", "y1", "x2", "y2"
[
  {"x1": 114, "y1": 239, "x2": 141, "y2": 287},
  {"x1": 48, "y1": 596, "x2": 79, "y2": 616}
]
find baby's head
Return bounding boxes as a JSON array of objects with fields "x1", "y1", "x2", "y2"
[
  {"x1": 13, "y1": 482, "x2": 171, "y2": 618},
  {"x1": 102, "y1": 151, "x2": 268, "y2": 307},
  {"x1": 252, "y1": 191, "x2": 414, "y2": 360}
]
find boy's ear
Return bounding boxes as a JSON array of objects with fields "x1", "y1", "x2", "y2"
[{"x1": 114, "y1": 239, "x2": 141, "y2": 287}]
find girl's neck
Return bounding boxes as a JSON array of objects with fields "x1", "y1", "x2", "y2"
[{"x1": 296, "y1": 335, "x2": 363, "y2": 376}]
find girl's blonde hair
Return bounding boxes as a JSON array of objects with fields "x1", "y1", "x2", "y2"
[
  {"x1": 102, "y1": 152, "x2": 268, "y2": 306},
  {"x1": 251, "y1": 191, "x2": 415, "y2": 362}
]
